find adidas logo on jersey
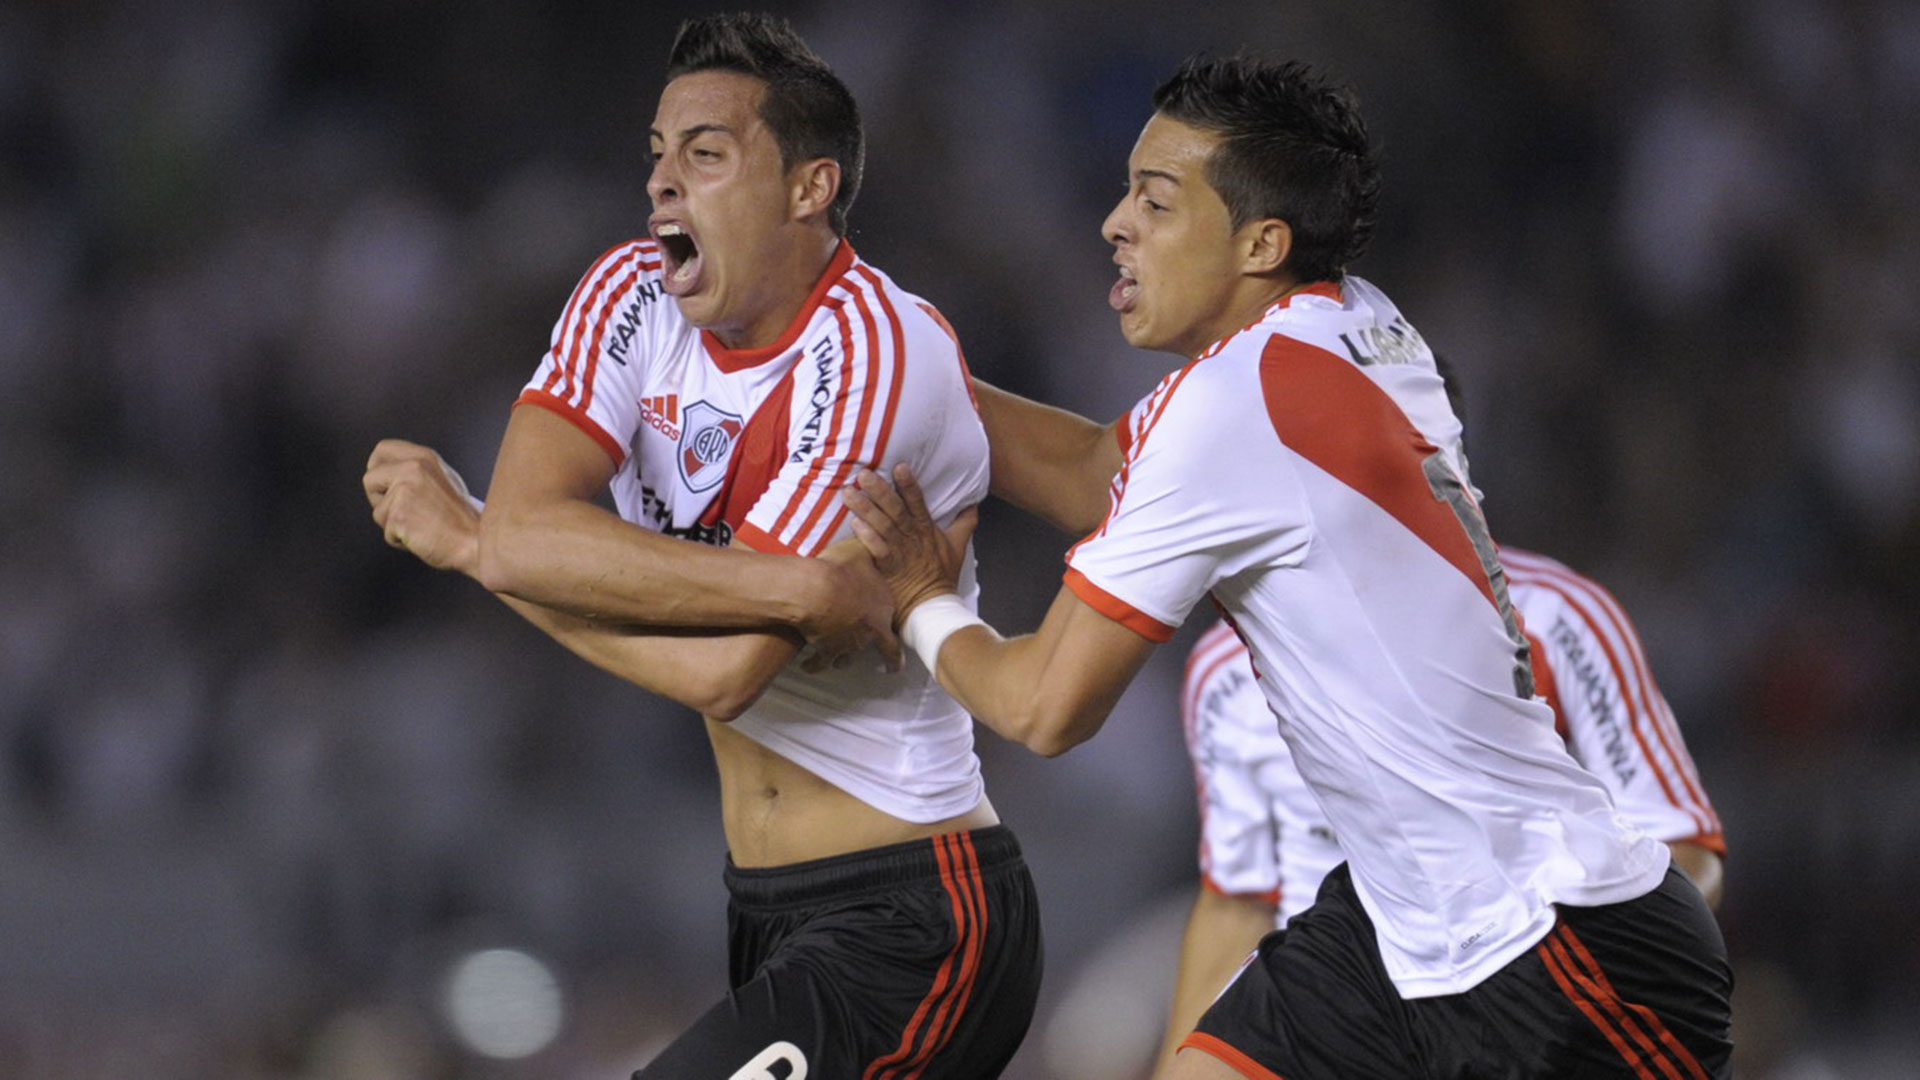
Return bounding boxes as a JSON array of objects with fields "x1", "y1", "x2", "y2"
[{"x1": 641, "y1": 394, "x2": 681, "y2": 439}]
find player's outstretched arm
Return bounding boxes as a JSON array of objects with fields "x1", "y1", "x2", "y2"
[
  {"x1": 364, "y1": 438, "x2": 808, "y2": 717},
  {"x1": 477, "y1": 405, "x2": 898, "y2": 665},
  {"x1": 971, "y1": 378, "x2": 1123, "y2": 536},
  {"x1": 1158, "y1": 887, "x2": 1279, "y2": 1076},
  {"x1": 845, "y1": 465, "x2": 1155, "y2": 756}
]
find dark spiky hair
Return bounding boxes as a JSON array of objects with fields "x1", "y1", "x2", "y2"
[
  {"x1": 666, "y1": 12, "x2": 864, "y2": 235},
  {"x1": 1152, "y1": 55, "x2": 1379, "y2": 283}
]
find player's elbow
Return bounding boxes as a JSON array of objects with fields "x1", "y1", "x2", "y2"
[
  {"x1": 1008, "y1": 699, "x2": 1103, "y2": 758},
  {"x1": 692, "y1": 637, "x2": 793, "y2": 722},
  {"x1": 697, "y1": 680, "x2": 769, "y2": 723},
  {"x1": 1022, "y1": 731, "x2": 1083, "y2": 758}
]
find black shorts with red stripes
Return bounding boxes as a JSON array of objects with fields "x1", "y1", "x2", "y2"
[
  {"x1": 1183, "y1": 862, "x2": 1731, "y2": 1080},
  {"x1": 633, "y1": 825, "x2": 1042, "y2": 1080}
]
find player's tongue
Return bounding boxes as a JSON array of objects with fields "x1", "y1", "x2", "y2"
[{"x1": 1109, "y1": 268, "x2": 1139, "y2": 312}]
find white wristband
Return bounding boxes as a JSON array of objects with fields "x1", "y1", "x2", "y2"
[{"x1": 900, "y1": 593, "x2": 987, "y2": 671}]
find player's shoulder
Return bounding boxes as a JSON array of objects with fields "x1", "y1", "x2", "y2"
[
  {"x1": 819, "y1": 254, "x2": 959, "y2": 352},
  {"x1": 1501, "y1": 545, "x2": 1599, "y2": 596},
  {"x1": 561, "y1": 239, "x2": 671, "y2": 315},
  {"x1": 1176, "y1": 277, "x2": 1412, "y2": 392},
  {"x1": 1114, "y1": 355, "x2": 1262, "y2": 471},
  {"x1": 1246, "y1": 275, "x2": 1419, "y2": 364},
  {"x1": 581, "y1": 238, "x2": 669, "y2": 283},
  {"x1": 1500, "y1": 544, "x2": 1568, "y2": 576},
  {"x1": 1500, "y1": 545, "x2": 1642, "y2": 641}
]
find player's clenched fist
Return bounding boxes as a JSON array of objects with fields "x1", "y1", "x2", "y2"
[{"x1": 362, "y1": 439, "x2": 484, "y2": 575}]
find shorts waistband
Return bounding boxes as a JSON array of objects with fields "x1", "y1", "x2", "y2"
[{"x1": 724, "y1": 825, "x2": 1023, "y2": 910}]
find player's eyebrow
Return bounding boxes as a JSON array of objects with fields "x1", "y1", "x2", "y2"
[
  {"x1": 649, "y1": 123, "x2": 737, "y2": 142},
  {"x1": 1135, "y1": 168, "x2": 1183, "y2": 186}
]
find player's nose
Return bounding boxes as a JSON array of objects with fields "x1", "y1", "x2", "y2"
[
  {"x1": 646, "y1": 157, "x2": 679, "y2": 204},
  {"x1": 1101, "y1": 198, "x2": 1131, "y2": 247}
]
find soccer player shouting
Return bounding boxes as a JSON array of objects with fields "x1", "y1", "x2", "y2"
[
  {"x1": 364, "y1": 14, "x2": 1039, "y2": 1078},
  {"x1": 846, "y1": 56, "x2": 1732, "y2": 1079}
]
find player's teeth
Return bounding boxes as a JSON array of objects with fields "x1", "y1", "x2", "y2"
[
  {"x1": 659, "y1": 223, "x2": 683, "y2": 236},
  {"x1": 672, "y1": 262, "x2": 695, "y2": 282}
]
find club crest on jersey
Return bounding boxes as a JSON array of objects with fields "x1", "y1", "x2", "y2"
[{"x1": 678, "y1": 400, "x2": 743, "y2": 493}]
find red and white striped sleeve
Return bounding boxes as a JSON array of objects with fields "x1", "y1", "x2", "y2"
[
  {"x1": 733, "y1": 264, "x2": 912, "y2": 557},
  {"x1": 514, "y1": 240, "x2": 664, "y2": 467},
  {"x1": 1060, "y1": 362, "x2": 1207, "y2": 642},
  {"x1": 1502, "y1": 549, "x2": 1725, "y2": 854}
]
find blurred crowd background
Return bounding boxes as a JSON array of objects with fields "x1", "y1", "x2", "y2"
[{"x1": 2, "y1": 0, "x2": 1916, "y2": 1076}]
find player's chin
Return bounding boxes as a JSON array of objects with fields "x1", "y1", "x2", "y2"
[
  {"x1": 1116, "y1": 312, "x2": 1159, "y2": 350},
  {"x1": 672, "y1": 285, "x2": 721, "y2": 325}
]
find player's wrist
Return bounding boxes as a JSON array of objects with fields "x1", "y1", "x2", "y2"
[
  {"x1": 792, "y1": 557, "x2": 861, "y2": 636},
  {"x1": 453, "y1": 495, "x2": 485, "y2": 578},
  {"x1": 898, "y1": 592, "x2": 984, "y2": 672},
  {"x1": 784, "y1": 558, "x2": 831, "y2": 633}
]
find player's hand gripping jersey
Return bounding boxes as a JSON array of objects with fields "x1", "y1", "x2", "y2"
[
  {"x1": 518, "y1": 240, "x2": 989, "y2": 822},
  {"x1": 1066, "y1": 278, "x2": 1672, "y2": 997},
  {"x1": 1182, "y1": 547, "x2": 1724, "y2": 928}
]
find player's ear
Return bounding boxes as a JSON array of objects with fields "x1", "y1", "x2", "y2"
[
  {"x1": 790, "y1": 158, "x2": 841, "y2": 225},
  {"x1": 1240, "y1": 217, "x2": 1292, "y2": 277}
]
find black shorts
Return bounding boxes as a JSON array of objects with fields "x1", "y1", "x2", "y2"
[
  {"x1": 634, "y1": 825, "x2": 1043, "y2": 1079},
  {"x1": 1184, "y1": 863, "x2": 1732, "y2": 1080}
]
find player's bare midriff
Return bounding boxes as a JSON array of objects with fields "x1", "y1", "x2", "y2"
[{"x1": 705, "y1": 719, "x2": 999, "y2": 868}]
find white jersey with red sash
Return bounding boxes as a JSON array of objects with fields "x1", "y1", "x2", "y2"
[
  {"x1": 1066, "y1": 277, "x2": 1670, "y2": 998},
  {"x1": 518, "y1": 239, "x2": 990, "y2": 823}
]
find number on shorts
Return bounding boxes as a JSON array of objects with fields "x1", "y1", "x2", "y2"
[{"x1": 730, "y1": 1040, "x2": 807, "y2": 1080}]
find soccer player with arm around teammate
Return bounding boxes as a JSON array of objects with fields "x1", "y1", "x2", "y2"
[
  {"x1": 363, "y1": 14, "x2": 1040, "y2": 1078},
  {"x1": 846, "y1": 55, "x2": 1731, "y2": 1079}
]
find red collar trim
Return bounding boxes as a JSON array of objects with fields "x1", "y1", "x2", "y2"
[
  {"x1": 1280, "y1": 280, "x2": 1344, "y2": 308},
  {"x1": 701, "y1": 240, "x2": 857, "y2": 373},
  {"x1": 1194, "y1": 280, "x2": 1347, "y2": 361}
]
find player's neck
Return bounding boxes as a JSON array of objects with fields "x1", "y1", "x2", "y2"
[
  {"x1": 1185, "y1": 273, "x2": 1308, "y2": 360},
  {"x1": 709, "y1": 229, "x2": 843, "y2": 352}
]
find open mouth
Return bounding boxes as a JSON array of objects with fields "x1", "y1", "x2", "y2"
[
  {"x1": 1109, "y1": 266, "x2": 1139, "y2": 312},
  {"x1": 655, "y1": 222, "x2": 703, "y2": 294}
]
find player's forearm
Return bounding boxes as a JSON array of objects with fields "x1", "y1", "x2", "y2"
[
  {"x1": 1158, "y1": 888, "x2": 1279, "y2": 1074},
  {"x1": 475, "y1": 495, "x2": 835, "y2": 632},
  {"x1": 927, "y1": 630, "x2": 1089, "y2": 756},
  {"x1": 971, "y1": 379, "x2": 1121, "y2": 535},
  {"x1": 899, "y1": 585, "x2": 1153, "y2": 756},
  {"x1": 498, "y1": 592, "x2": 798, "y2": 720},
  {"x1": 929, "y1": 625, "x2": 1123, "y2": 760}
]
